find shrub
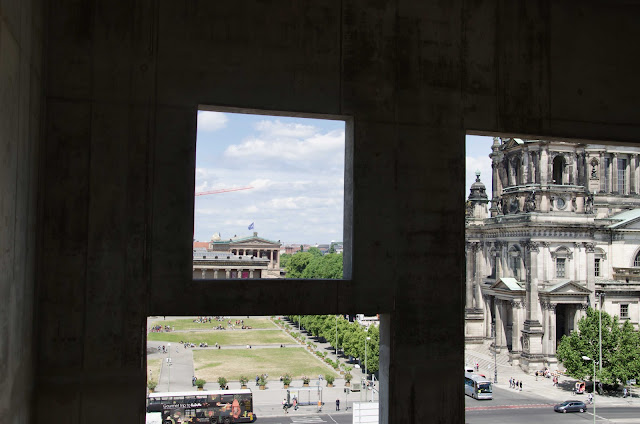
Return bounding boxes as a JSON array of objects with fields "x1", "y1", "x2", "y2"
[
  {"x1": 325, "y1": 374, "x2": 335, "y2": 385},
  {"x1": 344, "y1": 373, "x2": 352, "y2": 383},
  {"x1": 239, "y1": 376, "x2": 249, "y2": 386},
  {"x1": 302, "y1": 376, "x2": 310, "y2": 385},
  {"x1": 217, "y1": 376, "x2": 228, "y2": 389},
  {"x1": 195, "y1": 379, "x2": 206, "y2": 388},
  {"x1": 148, "y1": 380, "x2": 157, "y2": 390},
  {"x1": 258, "y1": 374, "x2": 268, "y2": 386},
  {"x1": 282, "y1": 374, "x2": 292, "y2": 385}
]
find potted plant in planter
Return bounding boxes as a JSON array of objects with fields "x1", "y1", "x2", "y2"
[
  {"x1": 302, "y1": 376, "x2": 310, "y2": 387},
  {"x1": 239, "y1": 376, "x2": 249, "y2": 389},
  {"x1": 282, "y1": 374, "x2": 292, "y2": 388},
  {"x1": 325, "y1": 374, "x2": 335, "y2": 387},
  {"x1": 148, "y1": 380, "x2": 157, "y2": 393},
  {"x1": 217, "y1": 376, "x2": 228, "y2": 390},
  {"x1": 195, "y1": 378, "x2": 206, "y2": 391},
  {"x1": 344, "y1": 373, "x2": 352, "y2": 387},
  {"x1": 258, "y1": 374, "x2": 268, "y2": 390}
]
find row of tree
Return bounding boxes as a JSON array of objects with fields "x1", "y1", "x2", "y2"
[
  {"x1": 280, "y1": 247, "x2": 343, "y2": 279},
  {"x1": 556, "y1": 308, "x2": 640, "y2": 387},
  {"x1": 288, "y1": 315, "x2": 379, "y2": 374}
]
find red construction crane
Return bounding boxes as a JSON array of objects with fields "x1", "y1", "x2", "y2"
[{"x1": 195, "y1": 186, "x2": 253, "y2": 196}]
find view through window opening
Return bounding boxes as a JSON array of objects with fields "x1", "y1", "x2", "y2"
[
  {"x1": 193, "y1": 108, "x2": 347, "y2": 281},
  {"x1": 465, "y1": 134, "x2": 640, "y2": 422}
]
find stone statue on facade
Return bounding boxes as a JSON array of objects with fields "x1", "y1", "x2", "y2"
[
  {"x1": 524, "y1": 191, "x2": 536, "y2": 212},
  {"x1": 585, "y1": 193, "x2": 594, "y2": 214}
]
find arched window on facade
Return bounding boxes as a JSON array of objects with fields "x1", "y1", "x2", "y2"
[
  {"x1": 553, "y1": 155, "x2": 565, "y2": 185},
  {"x1": 633, "y1": 250, "x2": 640, "y2": 267}
]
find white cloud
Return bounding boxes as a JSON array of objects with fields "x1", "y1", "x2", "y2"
[
  {"x1": 255, "y1": 119, "x2": 316, "y2": 138},
  {"x1": 197, "y1": 111, "x2": 228, "y2": 132},
  {"x1": 194, "y1": 115, "x2": 345, "y2": 244}
]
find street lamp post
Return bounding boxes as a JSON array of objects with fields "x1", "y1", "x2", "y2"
[
  {"x1": 168, "y1": 342, "x2": 172, "y2": 392},
  {"x1": 597, "y1": 292, "x2": 604, "y2": 377},
  {"x1": 336, "y1": 315, "x2": 338, "y2": 356},
  {"x1": 492, "y1": 321, "x2": 498, "y2": 383},
  {"x1": 582, "y1": 356, "x2": 596, "y2": 424},
  {"x1": 365, "y1": 336, "x2": 371, "y2": 401}
]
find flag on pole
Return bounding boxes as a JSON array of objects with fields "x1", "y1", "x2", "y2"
[{"x1": 248, "y1": 222, "x2": 254, "y2": 230}]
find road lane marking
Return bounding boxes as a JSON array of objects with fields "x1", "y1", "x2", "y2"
[{"x1": 466, "y1": 403, "x2": 554, "y2": 411}]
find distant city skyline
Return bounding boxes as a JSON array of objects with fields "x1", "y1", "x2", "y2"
[{"x1": 195, "y1": 111, "x2": 345, "y2": 245}]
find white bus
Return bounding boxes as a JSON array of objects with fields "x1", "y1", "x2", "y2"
[{"x1": 464, "y1": 372, "x2": 493, "y2": 400}]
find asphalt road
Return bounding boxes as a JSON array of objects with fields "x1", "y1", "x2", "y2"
[
  {"x1": 466, "y1": 387, "x2": 640, "y2": 424},
  {"x1": 253, "y1": 414, "x2": 352, "y2": 424}
]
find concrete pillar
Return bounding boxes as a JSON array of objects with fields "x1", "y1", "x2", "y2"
[
  {"x1": 474, "y1": 245, "x2": 484, "y2": 309},
  {"x1": 249, "y1": 269, "x2": 254, "y2": 278},
  {"x1": 466, "y1": 243, "x2": 475, "y2": 309},
  {"x1": 526, "y1": 242, "x2": 541, "y2": 323},
  {"x1": 201, "y1": 269, "x2": 206, "y2": 279},
  {"x1": 522, "y1": 151, "x2": 529, "y2": 184},
  {"x1": 600, "y1": 152, "x2": 606, "y2": 192},
  {"x1": 511, "y1": 301, "x2": 522, "y2": 353},
  {"x1": 613, "y1": 153, "x2": 619, "y2": 193},
  {"x1": 225, "y1": 269, "x2": 230, "y2": 278},
  {"x1": 214, "y1": 270, "x2": 218, "y2": 279},
  {"x1": 495, "y1": 301, "x2": 504, "y2": 348},
  {"x1": 540, "y1": 147, "x2": 549, "y2": 185}
]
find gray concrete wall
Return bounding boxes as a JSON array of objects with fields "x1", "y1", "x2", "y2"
[
  {"x1": 31, "y1": 1, "x2": 640, "y2": 423},
  {"x1": 0, "y1": 0, "x2": 43, "y2": 422}
]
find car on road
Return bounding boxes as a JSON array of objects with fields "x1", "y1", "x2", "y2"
[{"x1": 553, "y1": 400, "x2": 587, "y2": 413}]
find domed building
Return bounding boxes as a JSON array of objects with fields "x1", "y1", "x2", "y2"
[{"x1": 466, "y1": 137, "x2": 640, "y2": 372}]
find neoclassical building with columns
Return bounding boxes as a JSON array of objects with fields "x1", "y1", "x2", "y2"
[
  {"x1": 466, "y1": 137, "x2": 640, "y2": 372},
  {"x1": 193, "y1": 232, "x2": 282, "y2": 279}
]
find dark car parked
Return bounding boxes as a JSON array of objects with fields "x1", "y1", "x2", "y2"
[{"x1": 554, "y1": 400, "x2": 587, "y2": 413}]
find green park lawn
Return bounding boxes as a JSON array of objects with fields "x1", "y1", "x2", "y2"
[
  {"x1": 149, "y1": 317, "x2": 277, "y2": 331},
  {"x1": 147, "y1": 358, "x2": 162, "y2": 385},
  {"x1": 192, "y1": 347, "x2": 339, "y2": 382},
  {"x1": 147, "y1": 329, "x2": 290, "y2": 346}
]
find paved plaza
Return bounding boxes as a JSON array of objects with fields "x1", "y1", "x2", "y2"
[{"x1": 148, "y1": 316, "x2": 378, "y2": 418}]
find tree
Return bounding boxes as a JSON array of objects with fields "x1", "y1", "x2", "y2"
[
  {"x1": 308, "y1": 246, "x2": 323, "y2": 257},
  {"x1": 556, "y1": 308, "x2": 640, "y2": 386},
  {"x1": 280, "y1": 253, "x2": 292, "y2": 270},
  {"x1": 285, "y1": 252, "x2": 312, "y2": 278}
]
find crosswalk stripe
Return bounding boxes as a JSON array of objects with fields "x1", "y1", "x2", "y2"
[{"x1": 289, "y1": 417, "x2": 327, "y2": 423}]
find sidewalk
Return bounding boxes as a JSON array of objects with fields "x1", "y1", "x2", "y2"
[{"x1": 466, "y1": 344, "x2": 640, "y2": 407}]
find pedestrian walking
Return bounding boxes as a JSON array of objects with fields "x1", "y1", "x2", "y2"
[
  {"x1": 282, "y1": 398, "x2": 288, "y2": 414},
  {"x1": 336, "y1": 398, "x2": 340, "y2": 411},
  {"x1": 293, "y1": 397, "x2": 298, "y2": 411},
  {"x1": 519, "y1": 381, "x2": 522, "y2": 391},
  {"x1": 623, "y1": 387, "x2": 628, "y2": 398},
  {"x1": 255, "y1": 375, "x2": 259, "y2": 386}
]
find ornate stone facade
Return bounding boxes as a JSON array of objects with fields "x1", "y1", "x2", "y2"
[
  {"x1": 194, "y1": 232, "x2": 282, "y2": 279},
  {"x1": 466, "y1": 137, "x2": 640, "y2": 372}
]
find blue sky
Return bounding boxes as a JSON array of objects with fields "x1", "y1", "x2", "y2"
[
  {"x1": 195, "y1": 115, "x2": 493, "y2": 245},
  {"x1": 195, "y1": 111, "x2": 345, "y2": 245},
  {"x1": 465, "y1": 135, "x2": 494, "y2": 199}
]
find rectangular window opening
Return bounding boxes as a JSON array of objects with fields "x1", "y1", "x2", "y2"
[
  {"x1": 194, "y1": 107, "x2": 349, "y2": 281},
  {"x1": 620, "y1": 304, "x2": 629, "y2": 319},
  {"x1": 465, "y1": 133, "x2": 640, "y2": 419},
  {"x1": 145, "y1": 314, "x2": 380, "y2": 421}
]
